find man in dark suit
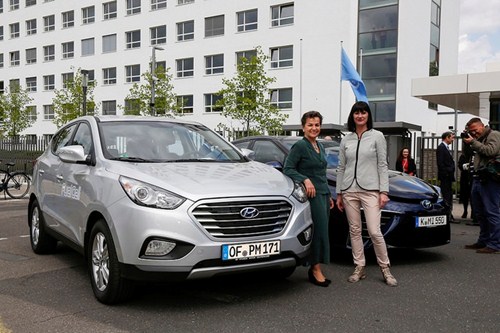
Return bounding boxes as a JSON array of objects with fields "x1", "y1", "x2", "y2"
[{"x1": 436, "y1": 131, "x2": 457, "y2": 223}]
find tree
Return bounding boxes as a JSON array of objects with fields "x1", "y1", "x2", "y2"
[
  {"x1": 0, "y1": 83, "x2": 34, "y2": 137},
  {"x1": 52, "y1": 68, "x2": 97, "y2": 127},
  {"x1": 215, "y1": 46, "x2": 288, "y2": 137},
  {"x1": 123, "y1": 66, "x2": 180, "y2": 116}
]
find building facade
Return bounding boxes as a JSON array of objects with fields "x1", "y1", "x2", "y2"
[{"x1": 0, "y1": 0, "x2": 460, "y2": 138}]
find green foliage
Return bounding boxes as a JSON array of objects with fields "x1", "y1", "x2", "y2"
[
  {"x1": 0, "y1": 83, "x2": 34, "y2": 137},
  {"x1": 122, "y1": 66, "x2": 180, "y2": 117},
  {"x1": 215, "y1": 46, "x2": 288, "y2": 136},
  {"x1": 52, "y1": 68, "x2": 98, "y2": 127}
]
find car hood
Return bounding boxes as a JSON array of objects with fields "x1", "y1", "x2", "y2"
[
  {"x1": 326, "y1": 169, "x2": 439, "y2": 200},
  {"x1": 105, "y1": 160, "x2": 294, "y2": 201}
]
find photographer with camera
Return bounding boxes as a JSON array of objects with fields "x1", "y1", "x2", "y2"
[{"x1": 462, "y1": 118, "x2": 500, "y2": 254}]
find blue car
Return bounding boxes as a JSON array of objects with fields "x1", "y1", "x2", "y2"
[{"x1": 233, "y1": 136, "x2": 451, "y2": 250}]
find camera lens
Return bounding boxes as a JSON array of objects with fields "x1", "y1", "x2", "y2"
[{"x1": 460, "y1": 132, "x2": 469, "y2": 139}]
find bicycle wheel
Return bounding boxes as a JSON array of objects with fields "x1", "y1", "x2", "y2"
[{"x1": 6, "y1": 172, "x2": 31, "y2": 199}]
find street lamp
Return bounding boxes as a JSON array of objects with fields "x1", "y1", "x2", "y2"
[
  {"x1": 150, "y1": 46, "x2": 164, "y2": 116},
  {"x1": 81, "y1": 69, "x2": 89, "y2": 116}
]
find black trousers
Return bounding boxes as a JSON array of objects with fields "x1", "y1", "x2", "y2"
[{"x1": 440, "y1": 176, "x2": 454, "y2": 210}]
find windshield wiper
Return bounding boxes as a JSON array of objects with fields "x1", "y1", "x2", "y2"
[{"x1": 110, "y1": 156, "x2": 154, "y2": 163}]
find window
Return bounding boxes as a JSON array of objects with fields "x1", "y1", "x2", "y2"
[
  {"x1": 204, "y1": 93, "x2": 222, "y2": 112},
  {"x1": 125, "y1": 64, "x2": 140, "y2": 82},
  {"x1": 62, "y1": 41, "x2": 74, "y2": 59},
  {"x1": 150, "y1": 25, "x2": 166, "y2": 45},
  {"x1": 43, "y1": 75, "x2": 55, "y2": 90},
  {"x1": 26, "y1": 18, "x2": 37, "y2": 35},
  {"x1": 62, "y1": 72, "x2": 74, "y2": 88},
  {"x1": 205, "y1": 15, "x2": 224, "y2": 37},
  {"x1": 151, "y1": 0, "x2": 166, "y2": 10},
  {"x1": 205, "y1": 54, "x2": 223, "y2": 75},
  {"x1": 81, "y1": 38, "x2": 95, "y2": 56},
  {"x1": 270, "y1": 45, "x2": 293, "y2": 68},
  {"x1": 126, "y1": 30, "x2": 141, "y2": 49},
  {"x1": 26, "y1": 77, "x2": 37, "y2": 92},
  {"x1": 26, "y1": 0, "x2": 36, "y2": 6},
  {"x1": 62, "y1": 10, "x2": 74, "y2": 28},
  {"x1": 0, "y1": 53, "x2": 3, "y2": 68},
  {"x1": 271, "y1": 3, "x2": 294, "y2": 27},
  {"x1": 0, "y1": 1, "x2": 2, "y2": 13},
  {"x1": 27, "y1": 106, "x2": 37, "y2": 122},
  {"x1": 43, "y1": 15, "x2": 55, "y2": 32},
  {"x1": 176, "y1": 95, "x2": 193, "y2": 114},
  {"x1": 10, "y1": 22, "x2": 20, "y2": 38},
  {"x1": 126, "y1": 0, "x2": 141, "y2": 15},
  {"x1": 155, "y1": 61, "x2": 166, "y2": 71},
  {"x1": 102, "y1": 100, "x2": 117, "y2": 115},
  {"x1": 0, "y1": 26, "x2": 3, "y2": 40},
  {"x1": 43, "y1": 104, "x2": 54, "y2": 120},
  {"x1": 9, "y1": 79, "x2": 20, "y2": 92},
  {"x1": 103, "y1": 67, "x2": 117, "y2": 84},
  {"x1": 176, "y1": 58, "x2": 194, "y2": 77},
  {"x1": 177, "y1": 20, "x2": 194, "y2": 41},
  {"x1": 86, "y1": 70, "x2": 95, "y2": 85},
  {"x1": 102, "y1": 34, "x2": 117, "y2": 53},
  {"x1": 236, "y1": 49, "x2": 257, "y2": 64},
  {"x1": 103, "y1": 1, "x2": 117, "y2": 20},
  {"x1": 124, "y1": 98, "x2": 140, "y2": 113},
  {"x1": 10, "y1": 51, "x2": 20, "y2": 66},
  {"x1": 26, "y1": 47, "x2": 37, "y2": 64},
  {"x1": 10, "y1": 0, "x2": 19, "y2": 10},
  {"x1": 271, "y1": 88, "x2": 292, "y2": 109},
  {"x1": 178, "y1": 0, "x2": 194, "y2": 4},
  {"x1": 237, "y1": 9, "x2": 257, "y2": 32},
  {"x1": 82, "y1": 6, "x2": 95, "y2": 24},
  {"x1": 43, "y1": 45, "x2": 55, "y2": 61}
]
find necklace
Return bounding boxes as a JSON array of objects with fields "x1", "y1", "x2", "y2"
[{"x1": 312, "y1": 142, "x2": 319, "y2": 152}]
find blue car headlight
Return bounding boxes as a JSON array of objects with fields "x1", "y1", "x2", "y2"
[{"x1": 119, "y1": 176, "x2": 185, "y2": 209}]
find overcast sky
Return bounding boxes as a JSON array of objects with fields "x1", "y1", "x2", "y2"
[{"x1": 458, "y1": 0, "x2": 500, "y2": 73}]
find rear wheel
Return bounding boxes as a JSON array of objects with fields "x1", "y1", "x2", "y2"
[
  {"x1": 87, "y1": 220, "x2": 133, "y2": 304},
  {"x1": 29, "y1": 199, "x2": 58, "y2": 254},
  {"x1": 6, "y1": 172, "x2": 31, "y2": 199}
]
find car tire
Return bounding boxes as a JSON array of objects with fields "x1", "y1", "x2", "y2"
[
  {"x1": 87, "y1": 219, "x2": 133, "y2": 304},
  {"x1": 29, "y1": 199, "x2": 58, "y2": 254}
]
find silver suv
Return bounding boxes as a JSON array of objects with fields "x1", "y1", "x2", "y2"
[{"x1": 29, "y1": 116, "x2": 313, "y2": 304}]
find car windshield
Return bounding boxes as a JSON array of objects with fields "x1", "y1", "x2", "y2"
[
  {"x1": 99, "y1": 121, "x2": 245, "y2": 162},
  {"x1": 281, "y1": 137, "x2": 340, "y2": 169}
]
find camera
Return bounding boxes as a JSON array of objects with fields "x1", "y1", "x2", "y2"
[{"x1": 460, "y1": 131, "x2": 470, "y2": 139}]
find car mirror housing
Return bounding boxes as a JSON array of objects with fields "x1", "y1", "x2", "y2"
[
  {"x1": 240, "y1": 148, "x2": 255, "y2": 160},
  {"x1": 58, "y1": 145, "x2": 88, "y2": 164}
]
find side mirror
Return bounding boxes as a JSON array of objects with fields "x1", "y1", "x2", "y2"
[
  {"x1": 240, "y1": 148, "x2": 255, "y2": 160},
  {"x1": 266, "y1": 161, "x2": 283, "y2": 171},
  {"x1": 58, "y1": 145, "x2": 88, "y2": 164}
]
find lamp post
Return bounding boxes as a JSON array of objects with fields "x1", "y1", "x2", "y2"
[
  {"x1": 81, "y1": 69, "x2": 89, "y2": 116},
  {"x1": 150, "y1": 46, "x2": 164, "y2": 116}
]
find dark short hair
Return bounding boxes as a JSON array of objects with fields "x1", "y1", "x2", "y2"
[
  {"x1": 301, "y1": 110, "x2": 323, "y2": 126},
  {"x1": 466, "y1": 117, "x2": 483, "y2": 128},
  {"x1": 441, "y1": 131, "x2": 454, "y2": 140},
  {"x1": 347, "y1": 101, "x2": 373, "y2": 132}
]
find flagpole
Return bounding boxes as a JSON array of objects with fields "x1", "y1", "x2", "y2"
[{"x1": 339, "y1": 41, "x2": 343, "y2": 125}]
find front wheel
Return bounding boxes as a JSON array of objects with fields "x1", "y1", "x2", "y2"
[
  {"x1": 87, "y1": 220, "x2": 133, "y2": 304},
  {"x1": 6, "y1": 172, "x2": 31, "y2": 199}
]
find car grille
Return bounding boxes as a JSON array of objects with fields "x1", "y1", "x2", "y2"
[
  {"x1": 192, "y1": 200, "x2": 292, "y2": 238},
  {"x1": 346, "y1": 211, "x2": 394, "y2": 247}
]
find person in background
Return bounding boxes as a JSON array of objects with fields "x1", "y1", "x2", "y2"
[
  {"x1": 395, "y1": 147, "x2": 417, "y2": 176},
  {"x1": 462, "y1": 118, "x2": 500, "y2": 254},
  {"x1": 458, "y1": 142, "x2": 473, "y2": 220},
  {"x1": 436, "y1": 131, "x2": 457, "y2": 223},
  {"x1": 336, "y1": 101, "x2": 397, "y2": 287},
  {"x1": 284, "y1": 111, "x2": 335, "y2": 287}
]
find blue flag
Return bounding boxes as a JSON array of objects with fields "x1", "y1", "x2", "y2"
[{"x1": 341, "y1": 48, "x2": 368, "y2": 102}]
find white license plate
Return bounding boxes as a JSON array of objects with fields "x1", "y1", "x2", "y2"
[
  {"x1": 415, "y1": 215, "x2": 447, "y2": 227},
  {"x1": 222, "y1": 240, "x2": 281, "y2": 261}
]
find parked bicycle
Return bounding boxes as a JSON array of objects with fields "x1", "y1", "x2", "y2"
[{"x1": 0, "y1": 161, "x2": 31, "y2": 199}]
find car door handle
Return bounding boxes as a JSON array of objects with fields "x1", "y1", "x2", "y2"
[
  {"x1": 38, "y1": 170, "x2": 45, "y2": 176},
  {"x1": 56, "y1": 175, "x2": 64, "y2": 181}
]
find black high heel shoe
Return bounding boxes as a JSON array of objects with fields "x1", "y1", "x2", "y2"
[{"x1": 308, "y1": 268, "x2": 330, "y2": 287}]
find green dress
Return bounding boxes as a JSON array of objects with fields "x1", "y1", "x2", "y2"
[{"x1": 284, "y1": 138, "x2": 330, "y2": 265}]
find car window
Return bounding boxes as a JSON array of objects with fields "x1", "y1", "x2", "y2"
[
  {"x1": 51, "y1": 124, "x2": 77, "y2": 155},
  {"x1": 253, "y1": 140, "x2": 286, "y2": 164},
  {"x1": 71, "y1": 123, "x2": 93, "y2": 155}
]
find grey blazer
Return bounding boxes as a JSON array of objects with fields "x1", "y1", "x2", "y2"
[{"x1": 336, "y1": 129, "x2": 389, "y2": 193}]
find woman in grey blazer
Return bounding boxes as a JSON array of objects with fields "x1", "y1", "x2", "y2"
[{"x1": 336, "y1": 102, "x2": 397, "y2": 287}]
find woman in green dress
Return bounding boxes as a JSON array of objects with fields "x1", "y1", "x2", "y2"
[{"x1": 284, "y1": 111, "x2": 334, "y2": 287}]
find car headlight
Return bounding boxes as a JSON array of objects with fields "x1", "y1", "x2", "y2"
[
  {"x1": 292, "y1": 181, "x2": 308, "y2": 203},
  {"x1": 119, "y1": 176, "x2": 185, "y2": 209}
]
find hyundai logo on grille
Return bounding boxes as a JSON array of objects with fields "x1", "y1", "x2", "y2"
[
  {"x1": 421, "y1": 200, "x2": 432, "y2": 210},
  {"x1": 240, "y1": 207, "x2": 259, "y2": 219}
]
